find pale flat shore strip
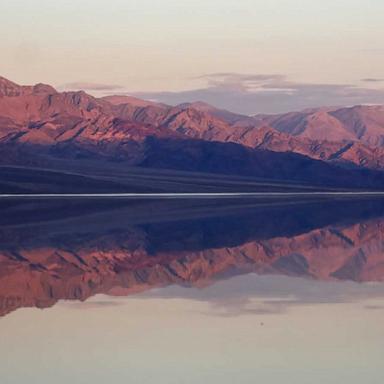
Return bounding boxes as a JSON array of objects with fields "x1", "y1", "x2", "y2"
[{"x1": 1, "y1": 192, "x2": 384, "y2": 198}]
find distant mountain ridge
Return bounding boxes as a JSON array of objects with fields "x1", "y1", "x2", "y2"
[{"x1": 99, "y1": 92, "x2": 384, "y2": 169}]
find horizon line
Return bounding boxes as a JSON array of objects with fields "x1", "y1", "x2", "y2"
[{"x1": 2, "y1": 192, "x2": 384, "y2": 199}]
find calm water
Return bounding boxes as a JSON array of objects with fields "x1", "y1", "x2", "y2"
[{"x1": 1, "y1": 197, "x2": 384, "y2": 383}]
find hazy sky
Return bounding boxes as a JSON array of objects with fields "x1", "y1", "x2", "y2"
[{"x1": 1, "y1": 0, "x2": 384, "y2": 113}]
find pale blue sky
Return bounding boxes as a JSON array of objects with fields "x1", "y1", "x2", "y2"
[{"x1": 1, "y1": 0, "x2": 384, "y2": 111}]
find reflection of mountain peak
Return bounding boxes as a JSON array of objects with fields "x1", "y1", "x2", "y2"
[{"x1": 1, "y1": 198, "x2": 384, "y2": 317}]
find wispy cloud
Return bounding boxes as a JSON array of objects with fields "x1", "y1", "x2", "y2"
[
  {"x1": 195, "y1": 73, "x2": 286, "y2": 92},
  {"x1": 361, "y1": 78, "x2": 384, "y2": 83},
  {"x1": 62, "y1": 300, "x2": 124, "y2": 310},
  {"x1": 133, "y1": 73, "x2": 384, "y2": 115},
  {"x1": 59, "y1": 82, "x2": 124, "y2": 92},
  {"x1": 60, "y1": 73, "x2": 384, "y2": 115},
  {"x1": 140, "y1": 274, "x2": 384, "y2": 317}
]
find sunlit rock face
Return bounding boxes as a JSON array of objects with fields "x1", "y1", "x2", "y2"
[
  {"x1": 1, "y1": 197, "x2": 384, "y2": 317},
  {"x1": 3, "y1": 76, "x2": 384, "y2": 172}
]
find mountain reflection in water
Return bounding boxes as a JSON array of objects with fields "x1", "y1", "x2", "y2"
[{"x1": 1, "y1": 196, "x2": 384, "y2": 318}]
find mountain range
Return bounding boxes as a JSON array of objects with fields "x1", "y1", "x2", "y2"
[{"x1": 2, "y1": 76, "x2": 384, "y2": 191}]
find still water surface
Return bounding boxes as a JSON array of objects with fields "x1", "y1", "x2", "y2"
[{"x1": 1, "y1": 197, "x2": 384, "y2": 383}]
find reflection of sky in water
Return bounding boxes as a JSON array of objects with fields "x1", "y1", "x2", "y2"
[
  {"x1": 136, "y1": 274, "x2": 384, "y2": 316},
  {"x1": 1, "y1": 274, "x2": 384, "y2": 384},
  {"x1": 2, "y1": 198, "x2": 384, "y2": 383}
]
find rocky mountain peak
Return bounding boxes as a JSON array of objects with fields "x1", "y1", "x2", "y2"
[{"x1": 0, "y1": 76, "x2": 23, "y2": 97}]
